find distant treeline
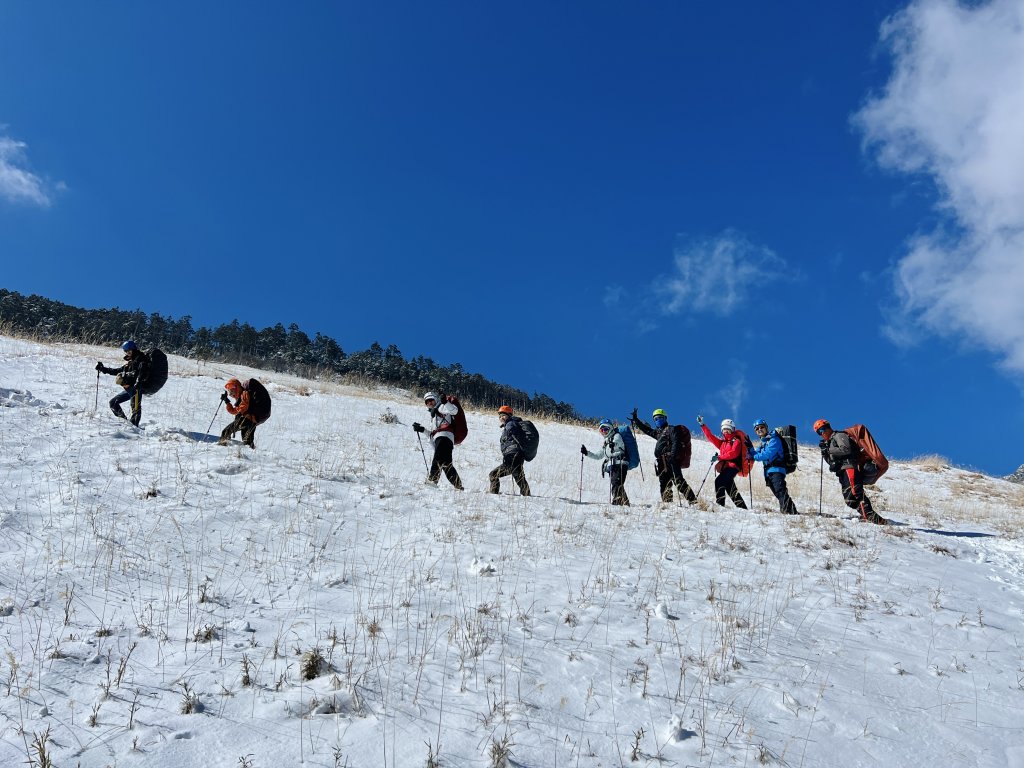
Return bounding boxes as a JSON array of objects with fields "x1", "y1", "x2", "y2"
[{"x1": 0, "y1": 289, "x2": 584, "y2": 420}]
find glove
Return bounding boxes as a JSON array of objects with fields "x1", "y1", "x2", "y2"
[
  {"x1": 711, "y1": 453, "x2": 719, "y2": 462},
  {"x1": 220, "y1": 392, "x2": 230, "y2": 404},
  {"x1": 581, "y1": 444, "x2": 588, "y2": 455},
  {"x1": 696, "y1": 414, "x2": 704, "y2": 426},
  {"x1": 412, "y1": 422, "x2": 425, "y2": 433},
  {"x1": 828, "y1": 461, "x2": 839, "y2": 473},
  {"x1": 95, "y1": 362, "x2": 104, "y2": 372}
]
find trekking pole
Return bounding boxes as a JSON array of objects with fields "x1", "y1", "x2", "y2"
[
  {"x1": 578, "y1": 454, "x2": 584, "y2": 503},
  {"x1": 205, "y1": 399, "x2": 222, "y2": 437},
  {"x1": 95, "y1": 370, "x2": 100, "y2": 411},
  {"x1": 748, "y1": 473, "x2": 753, "y2": 508},
  {"x1": 695, "y1": 456, "x2": 715, "y2": 499},
  {"x1": 416, "y1": 432, "x2": 429, "y2": 471},
  {"x1": 818, "y1": 455, "x2": 824, "y2": 516}
]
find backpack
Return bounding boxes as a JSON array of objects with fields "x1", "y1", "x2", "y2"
[
  {"x1": 245, "y1": 378, "x2": 272, "y2": 425},
  {"x1": 735, "y1": 429, "x2": 755, "y2": 478},
  {"x1": 616, "y1": 425, "x2": 641, "y2": 471},
  {"x1": 775, "y1": 424, "x2": 798, "y2": 473},
  {"x1": 139, "y1": 348, "x2": 168, "y2": 396},
  {"x1": 673, "y1": 424, "x2": 692, "y2": 469},
  {"x1": 517, "y1": 419, "x2": 540, "y2": 461},
  {"x1": 447, "y1": 395, "x2": 469, "y2": 445},
  {"x1": 843, "y1": 424, "x2": 888, "y2": 484}
]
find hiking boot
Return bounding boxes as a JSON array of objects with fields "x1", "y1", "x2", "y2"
[
  {"x1": 217, "y1": 438, "x2": 230, "y2": 446},
  {"x1": 110, "y1": 406, "x2": 126, "y2": 420},
  {"x1": 866, "y1": 512, "x2": 889, "y2": 525}
]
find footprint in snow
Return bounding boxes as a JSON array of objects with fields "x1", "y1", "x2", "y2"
[{"x1": 469, "y1": 558, "x2": 496, "y2": 576}]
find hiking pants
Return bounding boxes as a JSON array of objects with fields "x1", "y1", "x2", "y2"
[
  {"x1": 110, "y1": 386, "x2": 142, "y2": 427},
  {"x1": 608, "y1": 463, "x2": 630, "y2": 506},
  {"x1": 838, "y1": 467, "x2": 874, "y2": 518},
  {"x1": 429, "y1": 438, "x2": 463, "y2": 489},
  {"x1": 221, "y1": 414, "x2": 258, "y2": 447},
  {"x1": 766, "y1": 472, "x2": 798, "y2": 515},
  {"x1": 656, "y1": 456, "x2": 697, "y2": 503},
  {"x1": 714, "y1": 467, "x2": 747, "y2": 508},
  {"x1": 489, "y1": 452, "x2": 530, "y2": 496}
]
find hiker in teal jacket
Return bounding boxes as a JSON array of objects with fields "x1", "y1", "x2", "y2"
[{"x1": 582, "y1": 418, "x2": 630, "y2": 506}]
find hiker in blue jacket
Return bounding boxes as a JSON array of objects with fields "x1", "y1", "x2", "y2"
[
  {"x1": 748, "y1": 419, "x2": 798, "y2": 515},
  {"x1": 581, "y1": 418, "x2": 630, "y2": 506}
]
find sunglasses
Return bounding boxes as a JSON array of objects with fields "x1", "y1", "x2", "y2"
[
  {"x1": 599, "y1": 426, "x2": 611, "y2": 434},
  {"x1": 816, "y1": 427, "x2": 826, "y2": 436}
]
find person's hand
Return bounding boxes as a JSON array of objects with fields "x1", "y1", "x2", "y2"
[
  {"x1": 580, "y1": 444, "x2": 588, "y2": 455},
  {"x1": 630, "y1": 408, "x2": 638, "y2": 422},
  {"x1": 696, "y1": 414, "x2": 704, "y2": 426},
  {"x1": 412, "y1": 422, "x2": 425, "y2": 433},
  {"x1": 95, "y1": 362, "x2": 104, "y2": 372},
  {"x1": 828, "y1": 461, "x2": 839, "y2": 473},
  {"x1": 220, "y1": 392, "x2": 229, "y2": 404},
  {"x1": 711, "y1": 453, "x2": 719, "y2": 462}
]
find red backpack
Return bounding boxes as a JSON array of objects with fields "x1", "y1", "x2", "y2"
[
  {"x1": 446, "y1": 395, "x2": 469, "y2": 445},
  {"x1": 674, "y1": 425, "x2": 692, "y2": 469},
  {"x1": 735, "y1": 429, "x2": 755, "y2": 478},
  {"x1": 842, "y1": 424, "x2": 888, "y2": 484}
]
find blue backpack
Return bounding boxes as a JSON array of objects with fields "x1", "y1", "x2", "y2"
[{"x1": 617, "y1": 425, "x2": 640, "y2": 470}]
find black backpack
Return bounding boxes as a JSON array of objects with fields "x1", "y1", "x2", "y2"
[
  {"x1": 517, "y1": 419, "x2": 540, "y2": 461},
  {"x1": 245, "y1": 378, "x2": 272, "y2": 424},
  {"x1": 673, "y1": 424, "x2": 692, "y2": 469},
  {"x1": 139, "y1": 348, "x2": 169, "y2": 396},
  {"x1": 775, "y1": 425, "x2": 798, "y2": 473}
]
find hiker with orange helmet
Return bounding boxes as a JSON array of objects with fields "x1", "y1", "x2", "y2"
[
  {"x1": 412, "y1": 392, "x2": 464, "y2": 489},
  {"x1": 488, "y1": 405, "x2": 531, "y2": 496},
  {"x1": 218, "y1": 377, "x2": 272, "y2": 449},
  {"x1": 814, "y1": 419, "x2": 887, "y2": 525},
  {"x1": 697, "y1": 415, "x2": 748, "y2": 509}
]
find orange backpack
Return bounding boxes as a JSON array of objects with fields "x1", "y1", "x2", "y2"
[
  {"x1": 843, "y1": 424, "x2": 888, "y2": 484},
  {"x1": 735, "y1": 429, "x2": 756, "y2": 478}
]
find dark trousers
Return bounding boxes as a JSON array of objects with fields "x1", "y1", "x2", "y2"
[
  {"x1": 429, "y1": 438, "x2": 463, "y2": 489},
  {"x1": 766, "y1": 471, "x2": 798, "y2": 515},
  {"x1": 838, "y1": 468, "x2": 874, "y2": 517},
  {"x1": 110, "y1": 386, "x2": 142, "y2": 427},
  {"x1": 608, "y1": 463, "x2": 630, "y2": 506},
  {"x1": 489, "y1": 453, "x2": 530, "y2": 495},
  {"x1": 714, "y1": 466, "x2": 747, "y2": 508},
  {"x1": 656, "y1": 457, "x2": 697, "y2": 503},
  {"x1": 221, "y1": 414, "x2": 258, "y2": 447}
]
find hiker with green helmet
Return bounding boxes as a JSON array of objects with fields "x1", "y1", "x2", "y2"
[
  {"x1": 631, "y1": 407, "x2": 697, "y2": 504},
  {"x1": 581, "y1": 418, "x2": 630, "y2": 506},
  {"x1": 748, "y1": 419, "x2": 798, "y2": 515}
]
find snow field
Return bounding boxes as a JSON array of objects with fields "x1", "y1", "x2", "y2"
[{"x1": 0, "y1": 335, "x2": 1023, "y2": 767}]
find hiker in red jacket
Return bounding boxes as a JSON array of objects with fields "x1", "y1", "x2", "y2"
[
  {"x1": 814, "y1": 419, "x2": 888, "y2": 525},
  {"x1": 698, "y1": 415, "x2": 747, "y2": 509}
]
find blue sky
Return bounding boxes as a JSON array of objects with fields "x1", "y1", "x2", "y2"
[{"x1": 2, "y1": 1, "x2": 1023, "y2": 476}]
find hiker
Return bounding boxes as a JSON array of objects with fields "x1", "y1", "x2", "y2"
[
  {"x1": 814, "y1": 419, "x2": 888, "y2": 525},
  {"x1": 219, "y1": 377, "x2": 271, "y2": 449},
  {"x1": 631, "y1": 407, "x2": 696, "y2": 504},
  {"x1": 748, "y1": 419, "x2": 798, "y2": 515},
  {"x1": 581, "y1": 418, "x2": 630, "y2": 506},
  {"x1": 413, "y1": 391, "x2": 464, "y2": 489},
  {"x1": 95, "y1": 340, "x2": 150, "y2": 427},
  {"x1": 697, "y1": 415, "x2": 748, "y2": 509},
  {"x1": 488, "y1": 405, "x2": 531, "y2": 496}
]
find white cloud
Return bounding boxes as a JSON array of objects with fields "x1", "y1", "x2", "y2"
[
  {"x1": 657, "y1": 230, "x2": 789, "y2": 317},
  {"x1": 0, "y1": 135, "x2": 52, "y2": 207},
  {"x1": 855, "y1": 0, "x2": 1024, "y2": 373}
]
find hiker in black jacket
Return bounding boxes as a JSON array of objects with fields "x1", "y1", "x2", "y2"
[
  {"x1": 488, "y1": 405, "x2": 531, "y2": 496},
  {"x1": 631, "y1": 408, "x2": 697, "y2": 504},
  {"x1": 95, "y1": 340, "x2": 150, "y2": 427}
]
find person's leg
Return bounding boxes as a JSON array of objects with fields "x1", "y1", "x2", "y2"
[
  {"x1": 129, "y1": 387, "x2": 142, "y2": 426},
  {"x1": 220, "y1": 414, "x2": 245, "y2": 443},
  {"x1": 109, "y1": 389, "x2": 132, "y2": 419},
  {"x1": 434, "y1": 439, "x2": 463, "y2": 489},
  {"x1": 240, "y1": 418, "x2": 257, "y2": 448},
  {"x1": 488, "y1": 462, "x2": 511, "y2": 493},
  {"x1": 510, "y1": 455, "x2": 530, "y2": 496},
  {"x1": 671, "y1": 464, "x2": 697, "y2": 503},
  {"x1": 656, "y1": 458, "x2": 673, "y2": 502},
  {"x1": 768, "y1": 472, "x2": 797, "y2": 515},
  {"x1": 611, "y1": 465, "x2": 630, "y2": 506}
]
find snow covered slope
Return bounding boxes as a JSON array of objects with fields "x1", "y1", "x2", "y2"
[{"x1": 1, "y1": 336, "x2": 1022, "y2": 767}]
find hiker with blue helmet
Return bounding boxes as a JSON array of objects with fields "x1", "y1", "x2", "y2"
[
  {"x1": 581, "y1": 418, "x2": 630, "y2": 506},
  {"x1": 95, "y1": 340, "x2": 150, "y2": 427},
  {"x1": 748, "y1": 419, "x2": 798, "y2": 515},
  {"x1": 631, "y1": 407, "x2": 697, "y2": 504}
]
